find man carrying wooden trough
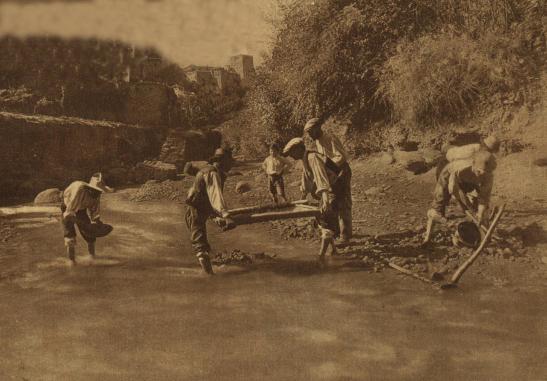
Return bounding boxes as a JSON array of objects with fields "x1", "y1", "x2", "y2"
[
  {"x1": 61, "y1": 173, "x2": 114, "y2": 265},
  {"x1": 185, "y1": 148, "x2": 234, "y2": 275},
  {"x1": 304, "y1": 117, "x2": 353, "y2": 244},
  {"x1": 423, "y1": 150, "x2": 497, "y2": 245},
  {"x1": 283, "y1": 137, "x2": 340, "y2": 266}
]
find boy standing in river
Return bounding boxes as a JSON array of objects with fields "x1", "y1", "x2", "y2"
[{"x1": 262, "y1": 143, "x2": 290, "y2": 204}]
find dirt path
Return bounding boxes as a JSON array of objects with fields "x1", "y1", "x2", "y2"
[{"x1": 1, "y1": 165, "x2": 546, "y2": 380}]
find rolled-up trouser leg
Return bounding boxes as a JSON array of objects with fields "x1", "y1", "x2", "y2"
[
  {"x1": 62, "y1": 213, "x2": 77, "y2": 260},
  {"x1": 316, "y1": 194, "x2": 339, "y2": 258},
  {"x1": 319, "y1": 228, "x2": 337, "y2": 258},
  {"x1": 62, "y1": 213, "x2": 77, "y2": 244},
  {"x1": 185, "y1": 206, "x2": 211, "y2": 254}
]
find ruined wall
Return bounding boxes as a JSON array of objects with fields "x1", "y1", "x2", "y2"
[
  {"x1": 212, "y1": 69, "x2": 241, "y2": 95},
  {"x1": 159, "y1": 129, "x2": 222, "y2": 170},
  {"x1": 0, "y1": 112, "x2": 163, "y2": 199},
  {"x1": 124, "y1": 82, "x2": 176, "y2": 126}
]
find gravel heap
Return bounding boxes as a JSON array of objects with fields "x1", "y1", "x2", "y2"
[
  {"x1": 269, "y1": 218, "x2": 321, "y2": 241},
  {"x1": 129, "y1": 180, "x2": 185, "y2": 202},
  {"x1": 213, "y1": 249, "x2": 277, "y2": 266},
  {"x1": 333, "y1": 221, "x2": 536, "y2": 276}
]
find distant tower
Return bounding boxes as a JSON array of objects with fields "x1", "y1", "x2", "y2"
[{"x1": 228, "y1": 54, "x2": 254, "y2": 87}]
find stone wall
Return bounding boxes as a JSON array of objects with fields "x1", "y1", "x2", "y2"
[
  {"x1": 0, "y1": 112, "x2": 163, "y2": 200},
  {"x1": 123, "y1": 82, "x2": 176, "y2": 127},
  {"x1": 159, "y1": 129, "x2": 222, "y2": 170},
  {"x1": 212, "y1": 69, "x2": 241, "y2": 95}
]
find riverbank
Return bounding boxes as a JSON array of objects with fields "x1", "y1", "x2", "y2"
[{"x1": 0, "y1": 155, "x2": 546, "y2": 380}]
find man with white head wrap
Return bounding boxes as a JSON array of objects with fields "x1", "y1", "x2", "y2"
[
  {"x1": 283, "y1": 138, "x2": 340, "y2": 266},
  {"x1": 304, "y1": 117, "x2": 353, "y2": 244}
]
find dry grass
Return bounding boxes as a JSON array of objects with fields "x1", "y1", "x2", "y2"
[{"x1": 377, "y1": 31, "x2": 538, "y2": 128}]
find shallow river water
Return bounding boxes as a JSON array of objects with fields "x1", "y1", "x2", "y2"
[{"x1": 0, "y1": 192, "x2": 545, "y2": 380}]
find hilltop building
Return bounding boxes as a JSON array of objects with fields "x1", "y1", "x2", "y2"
[
  {"x1": 228, "y1": 54, "x2": 255, "y2": 87},
  {"x1": 182, "y1": 65, "x2": 240, "y2": 95}
]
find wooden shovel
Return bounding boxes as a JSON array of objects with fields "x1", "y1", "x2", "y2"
[{"x1": 441, "y1": 204, "x2": 505, "y2": 289}]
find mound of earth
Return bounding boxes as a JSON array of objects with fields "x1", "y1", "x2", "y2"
[
  {"x1": 129, "y1": 180, "x2": 185, "y2": 202},
  {"x1": 212, "y1": 249, "x2": 276, "y2": 266}
]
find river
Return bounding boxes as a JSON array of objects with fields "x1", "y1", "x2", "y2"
[{"x1": 0, "y1": 191, "x2": 545, "y2": 380}]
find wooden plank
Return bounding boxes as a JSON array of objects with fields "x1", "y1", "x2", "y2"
[
  {"x1": 231, "y1": 207, "x2": 320, "y2": 225},
  {"x1": 228, "y1": 200, "x2": 313, "y2": 216}
]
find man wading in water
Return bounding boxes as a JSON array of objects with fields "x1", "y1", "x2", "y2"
[
  {"x1": 304, "y1": 117, "x2": 353, "y2": 245},
  {"x1": 283, "y1": 138, "x2": 340, "y2": 267},
  {"x1": 61, "y1": 173, "x2": 114, "y2": 265},
  {"x1": 185, "y1": 148, "x2": 234, "y2": 275}
]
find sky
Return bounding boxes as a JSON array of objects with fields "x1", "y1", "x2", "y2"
[{"x1": 0, "y1": 0, "x2": 278, "y2": 67}]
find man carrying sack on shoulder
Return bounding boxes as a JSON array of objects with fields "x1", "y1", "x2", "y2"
[
  {"x1": 304, "y1": 117, "x2": 353, "y2": 244},
  {"x1": 423, "y1": 151, "x2": 496, "y2": 245},
  {"x1": 185, "y1": 148, "x2": 235, "y2": 275}
]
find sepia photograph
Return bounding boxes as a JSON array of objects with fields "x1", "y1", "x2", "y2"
[{"x1": 0, "y1": 0, "x2": 546, "y2": 380}]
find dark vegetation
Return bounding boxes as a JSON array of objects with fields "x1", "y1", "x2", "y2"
[{"x1": 226, "y1": 0, "x2": 545, "y2": 156}]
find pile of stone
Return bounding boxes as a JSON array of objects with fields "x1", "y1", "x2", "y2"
[
  {"x1": 129, "y1": 179, "x2": 185, "y2": 202},
  {"x1": 269, "y1": 218, "x2": 320, "y2": 241},
  {"x1": 33, "y1": 188, "x2": 62, "y2": 205},
  {"x1": 212, "y1": 249, "x2": 276, "y2": 266},
  {"x1": 482, "y1": 221, "x2": 540, "y2": 261}
]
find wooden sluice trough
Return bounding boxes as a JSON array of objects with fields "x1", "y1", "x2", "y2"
[{"x1": 229, "y1": 200, "x2": 320, "y2": 225}]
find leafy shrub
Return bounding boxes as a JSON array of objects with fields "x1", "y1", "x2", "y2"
[
  {"x1": 254, "y1": 0, "x2": 440, "y2": 132},
  {"x1": 242, "y1": 0, "x2": 545, "y2": 146},
  {"x1": 377, "y1": 30, "x2": 542, "y2": 127}
]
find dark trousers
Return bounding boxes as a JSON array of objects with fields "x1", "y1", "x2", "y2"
[
  {"x1": 61, "y1": 206, "x2": 96, "y2": 244},
  {"x1": 268, "y1": 174, "x2": 286, "y2": 199},
  {"x1": 334, "y1": 162, "x2": 352, "y2": 239},
  {"x1": 185, "y1": 205, "x2": 211, "y2": 254}
]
